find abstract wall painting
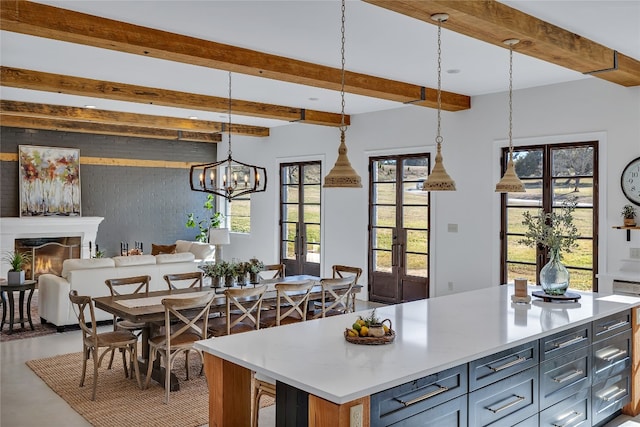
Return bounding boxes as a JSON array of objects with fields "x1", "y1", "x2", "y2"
[{"x1": 19, "y1": 145, "x2": 81, "y2": 216}]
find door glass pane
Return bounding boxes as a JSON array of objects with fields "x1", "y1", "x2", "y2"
[
  {"x1": 284, "y1": 242, "x2": 296, "y2": 260},
  {"x1": 561, "y1": 240, "x2": 592, "y2": 268},
  {"x1": 552, "y1": 146, "x2": 594, "y2": 177},
  {"x1": 373, "y1": 183, "x2": 396, "y2": 205},
  {"x1": 514, "y1": 149, "x2": 543, "y2": 178},
  {"x1": 506, "y1": 235, "x2": 535, "y2": 263},
  {"x1": 506, "y1": 263, "x2": 536, "y2": 285},
  {"x1": 372, "y1": 160, "x2": 397, "y2": 182},
  {"x1": 283, "y1": 204, "x2": 298, "y2": 222},
  {"x1": 283, "y1": 185, "x2": 299, "y2": 203},
  {"x1": 303, "y1": 204, "x2": 320, "y2": 223},
  {"x1": 282, "y1": 166, "x2": 299, "y2": 185},
  {"x1": 403, "y1": 206, "x2": 428, "y2": 230},
  {"x1": 303, "y1": 164, "x2": 321, "y2": 184},
  {"x1": 305, "y1": 224, "x2": 320, "y2": 245},
  {"x1": 372, "y1": 228, "x2": 393, "y2": 251},
  {"x1": 374, "y1": 205, "x2": 395, "y2": 227},
  {"x1": 402, "y1": 182, "x2": 429, "y2": 205},
  {"x1": 373, "y1": 249, "x2": 392, "y2": 272},
  {"x1": 283, "y1": 222, "x2": 297, "y2": 241},
  {"x1": 306, "y1": 244, "x2": 320, "y2": 263},
  {"x1": 406, "y1": 230, "x2": 428, "y2": 254},
  {"x1": 566, "y1": 268, "x2": 591, "y2": 292},
  {"x1": 405, "y1": 254, "x2": 427, "y2": 278},
  {"x1": 303, "y1": 184, "x2": 320, "y2": 203}
]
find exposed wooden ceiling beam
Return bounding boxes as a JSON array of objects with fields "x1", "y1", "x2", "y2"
[
  {"x1": 1, "y1": 100, "x2": 269, "y2": 137},
  {"x1": 0, "y1": 67, "x2": 348, "y2": 127},
  {"x1": 0, "y1": 0, "x2": 471, "y2": 112},
  {"x1": 0, "y1": 115, "x2": 222, "y2": 143},
  {"x1": 364, "y1": 0, "x2": 640, "y2": 87}
]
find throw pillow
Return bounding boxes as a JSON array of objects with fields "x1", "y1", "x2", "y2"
[{"x1": 151, "y1": 243, "x2": 177, "y2": 256}]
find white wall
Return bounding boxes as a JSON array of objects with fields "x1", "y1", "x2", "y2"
[{"x1": 222, "y1": 78, "x2": 640, "y2": 298}]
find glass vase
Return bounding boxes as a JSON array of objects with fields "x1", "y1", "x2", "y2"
[{"x1": 540, "y1": 248, "x2": 570, "y2": 296}]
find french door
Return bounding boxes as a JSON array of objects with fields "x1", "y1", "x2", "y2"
[
  {"x1": 280, "y1": 161, "x2": 321, "y2": 277},
  {"x1": 368, "y1": 154, "x2": 430, "y2": 303}
]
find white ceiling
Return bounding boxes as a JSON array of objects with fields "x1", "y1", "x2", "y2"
[{"x1": 1, "y1": 0, "x2": 639, "y2": 129}]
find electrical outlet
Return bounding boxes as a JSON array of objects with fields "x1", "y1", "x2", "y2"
[
  {"x1": 631, "y1": 248, "x2": 640, "y2": 259},
  {"x1": 447, "y1": 223, "x2": 458, "y2": 233},
  {"x1": 350, "y1": 403, "x2": 363, "y2": 427},
  {"x1": 448, "y1": 281, "x2": 454, "y2": 290}
]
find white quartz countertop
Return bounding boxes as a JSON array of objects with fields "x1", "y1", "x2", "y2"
[{"x1": 195, "y1": 285, "x2": 640, "y2": 404}]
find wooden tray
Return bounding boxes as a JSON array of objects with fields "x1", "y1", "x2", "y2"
[
  {"x1": 532, "y1": 290, "x2": 582, "y2": 303},
  {"x1": 344, "y1": 329, "x2": 395, "y2": 345}
]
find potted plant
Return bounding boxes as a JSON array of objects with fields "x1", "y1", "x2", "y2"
[
  {"x1": 186, "y1": 194, "x2": 225, "y2": 243},
  {"x1": 217, "y1": 260, "x2": 238, "y2": 287},
  {"x1": 2, "y1": 251, "x2": 32, "y2": 285},
  {"x1": 622, "y1": 204, "x2": 637, "y2": 227},
  {"x1": 519, "y1": 197, "x2": 579, "y2": 295},
  {"x1": 245, "y1": 257, "x2": 265, "y2": 284},
  {"x1": 199, "y1": 262, "x2": 225, "y2": 287}
]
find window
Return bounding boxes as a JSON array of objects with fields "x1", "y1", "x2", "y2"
[
  {"x1": 501, "y1": 141, "x2": 598, "y2": 291},
  {"x1": 226, "y1": 195, "x2": 251, "y2": 233}
]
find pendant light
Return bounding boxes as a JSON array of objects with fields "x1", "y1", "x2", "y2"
[
  {"x1": 189, "y1": 72, "x2": 267, "y2": 202},
  {"x1": 423, "y1": 13, "x2": 456, "y2": 192},
  {"x1": 323, "y1": 0, "x2": 362, "y2": 188},
  {"x1": 495, "y1": 39, "x2": 526, "y2": 193}
]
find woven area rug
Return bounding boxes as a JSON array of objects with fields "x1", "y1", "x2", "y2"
[
  {"x1": 1, "y1": 289, "x2": 58, "y2": 342},
  {"x1": 27, "y1": 350, "x2": 274, "y2": 427}
]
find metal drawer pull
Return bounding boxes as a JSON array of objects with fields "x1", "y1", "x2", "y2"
[
  {"x1": 601, "y1": 387, "x2": 627, "y2": 402},
  {"x1": 487, "y1": 395, "x2": 525, "y2": 413},
  {"x1": 488, "y1": 356, "x2": 526, "y2": 372},
  {"x1": 552, "y1": 369, "x2": 584, "y2": 384},
  {"x1": 600, "y1": 349, "x2": 627, "y2": 362},
  {"x1": 602, "y1": 320, "x2": 628, "y2": 331},
  {"x1": 554, "y1": 336, "x2": 585, "y2": 348},
  {"x1": 552, "y1": 411, "x2": 583, "y2": 427},
  {"x1": 394, "y1": 384, "x2": 449, "y2": 407}
]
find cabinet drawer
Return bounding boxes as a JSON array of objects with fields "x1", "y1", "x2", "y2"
[
  {"x1": 592, "y1": 329, "x2": 631, "y2": 385},
  {"x1": 592, "y1": 372, "x2": 630, "y2": 425},
  {"x1": 540, "y1": 346, "x2": 591, "y2": 410},
  {"x1": 592, "y1": 310, "x2": 631, "y2": 342},
  {"x1": 370, "y1": 364, "x2": 467, "y2": 427},
  {"x1": 539, "y1": 388, "x2": 591, "y2": 427},
  {"x1": 469, "y1": 341, "x2": 538, "y2": 391},
  {"x1": 540, "y1": 324, "x2": 591, "y2": 362},
  {"x1": 513, "y1": 414, "x2": 538, "y2": 427},
  {"x1": 372, "y1": 394, "x2": 468, "y2": 427},
  {"x1": 468, "y1": 367, "x2": 538, "y2": 427}
]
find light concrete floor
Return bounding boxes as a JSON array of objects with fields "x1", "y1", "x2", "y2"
[{"x1": 1, "y1": 299, "x2": 638, "y2": 427}]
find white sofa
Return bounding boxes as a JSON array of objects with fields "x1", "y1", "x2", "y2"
[{"x1": 38, "y1": 241, "x2": 214, "y2": 331}]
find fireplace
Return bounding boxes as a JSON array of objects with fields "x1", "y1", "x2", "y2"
[
  {"x1": 0, "y1": 217, "x2": 103, "y2": 278},
  {"x1": 15, "y1": 237, "x2": 81, "y2": 280}
]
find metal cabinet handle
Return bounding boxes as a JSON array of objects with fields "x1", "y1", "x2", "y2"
[
  {"x1": 554, "y1": 336, "x2": 585, "y2": 348},
  {"x1": 489, "y1": 356, "x2": 526, "y2": 372},
  {"x1": 552, "y1": 411, "x2": 583, "y2": 427},
  {"x1": 602, "y1": 320, "x2": 628, "y2": 331},
  {"x1": 552, "y1": 369, "x2": 584, "y2": 384},
  {"x1": 601, "y1": 387, "x2": 627, "y2": 402},
  {"x1": 394, "y1": 384, "x2": 449, "y2": 407},
  {"x1": 487, "y1": 395, "x2": 525, "y2": 413},
  {"x1": 599, "y1": 349, "x2": 627, "y2": 362}
]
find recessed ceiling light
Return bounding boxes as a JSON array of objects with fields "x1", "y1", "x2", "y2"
[
  {"x1": 446, "y1": 69, "x2": 461, "y2": 74},
  {"x1": 308, "y1": 97, "x2": 319, "y2": 101},
  {"x1": 188, "y1": 116, "x2": 198, "y2": 120},
  {"x1": 84, "y1": 105, "x2": 96, "y2": 109}
]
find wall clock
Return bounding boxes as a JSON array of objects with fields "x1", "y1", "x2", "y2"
[{"x1": 621, "y1": 156, "x2": 640, "y2": 206}]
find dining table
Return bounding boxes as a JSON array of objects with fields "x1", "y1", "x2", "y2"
[{"x1": 92, "y1": 274, "x2": 360, "y2": 391}]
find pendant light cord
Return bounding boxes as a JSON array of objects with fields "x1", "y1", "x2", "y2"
[
  {"x1": 508, "y1": 43, "x2": 514, "y2": 158},
  {"x1": 339, "y1": 0, "x2": 347, "y2": 133},
  {"x1": 436, "y1": 17, "x2": 443, "y2": 144}
]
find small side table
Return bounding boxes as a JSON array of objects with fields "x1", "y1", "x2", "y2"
[{"x1": 1, "y1": 279, "x2": 37, "y2": 334}]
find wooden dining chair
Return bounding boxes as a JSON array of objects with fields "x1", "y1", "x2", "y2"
[
  {"x1": 144, "y1": 291, "x2": 216, "y2": 404},
  {"x1": 332, "y1": 265, "x2": 362, "y2": 312},
  {"x1": 209, "y1": 285, "x2": 267, "y2": 336},
  {"x1": 104, "y1": 275, "x2": 151, "y2": 367},
  {"x1": 260, "y1": 280, "x2": 314, "y2": 328},
  {"x1": 163, "y1": 271, "x2": 203, "y2": 290},
  {"x1": 309, "y1": 276, "x2": 355, "y2": 319},
  {"x1": 68, "y1": 290, "x2": 141, "y2": 401},
  {"x1": 258, "y1": 263, "x2": 286, "y2": 280}
]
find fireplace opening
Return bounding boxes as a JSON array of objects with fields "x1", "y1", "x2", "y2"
[{"x1": 15, "y1": 237, "x2": 81, "y2": 280}]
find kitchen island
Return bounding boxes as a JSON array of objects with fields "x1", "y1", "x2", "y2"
[{"x1": 195, "y1": 285, "x2": 640, "y2": 426}]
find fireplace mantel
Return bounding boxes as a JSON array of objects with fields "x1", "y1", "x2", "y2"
[{"x1": 0, "y1": 217, "x2": 104, "y2": 277}]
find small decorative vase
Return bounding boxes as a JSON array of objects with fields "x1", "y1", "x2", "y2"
[
  {"x1": 7, "y1": 270, "x2": 25, "y2": 285},
  {"x1": 249, "y1": 272, "x2": 259, "y2": 284},
  {"x1": 540, "y1": 248, "x2": 570, "y2": 296},
  {"x1": 210, "y1": 276, "x2": 222, "y2": 288},
  {"x1": 224, "y1": 275, "x2": 236, "y2": 287}
]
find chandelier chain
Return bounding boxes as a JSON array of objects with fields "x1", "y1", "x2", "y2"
[
  {"x1": 339, "y1": 0, "x2": 347, "y2": 132},
  {"x1": 436, "y1": 18, "x2": 443, "y2": 144},
  {"x1": 227, "y1": 71, "x2": 233, "y2": 158}
]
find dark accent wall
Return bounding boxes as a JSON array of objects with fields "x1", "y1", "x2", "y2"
[{"x1": 0, "y1": 127, "x2": 218, "y2": 257}]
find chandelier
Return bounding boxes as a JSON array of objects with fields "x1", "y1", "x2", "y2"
[
  {"x1": 323, "y1": 0, "x2": 362, "y2": 188},
  {"x1": 189, "y1": 72, "x2": 267, "y2": 202},
  {"x1": 422, "y1": 13, "x2": 456, "y2": 192},
  {"x1": 495, "y1": 39, "x2": 526, "y2": 193}
]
